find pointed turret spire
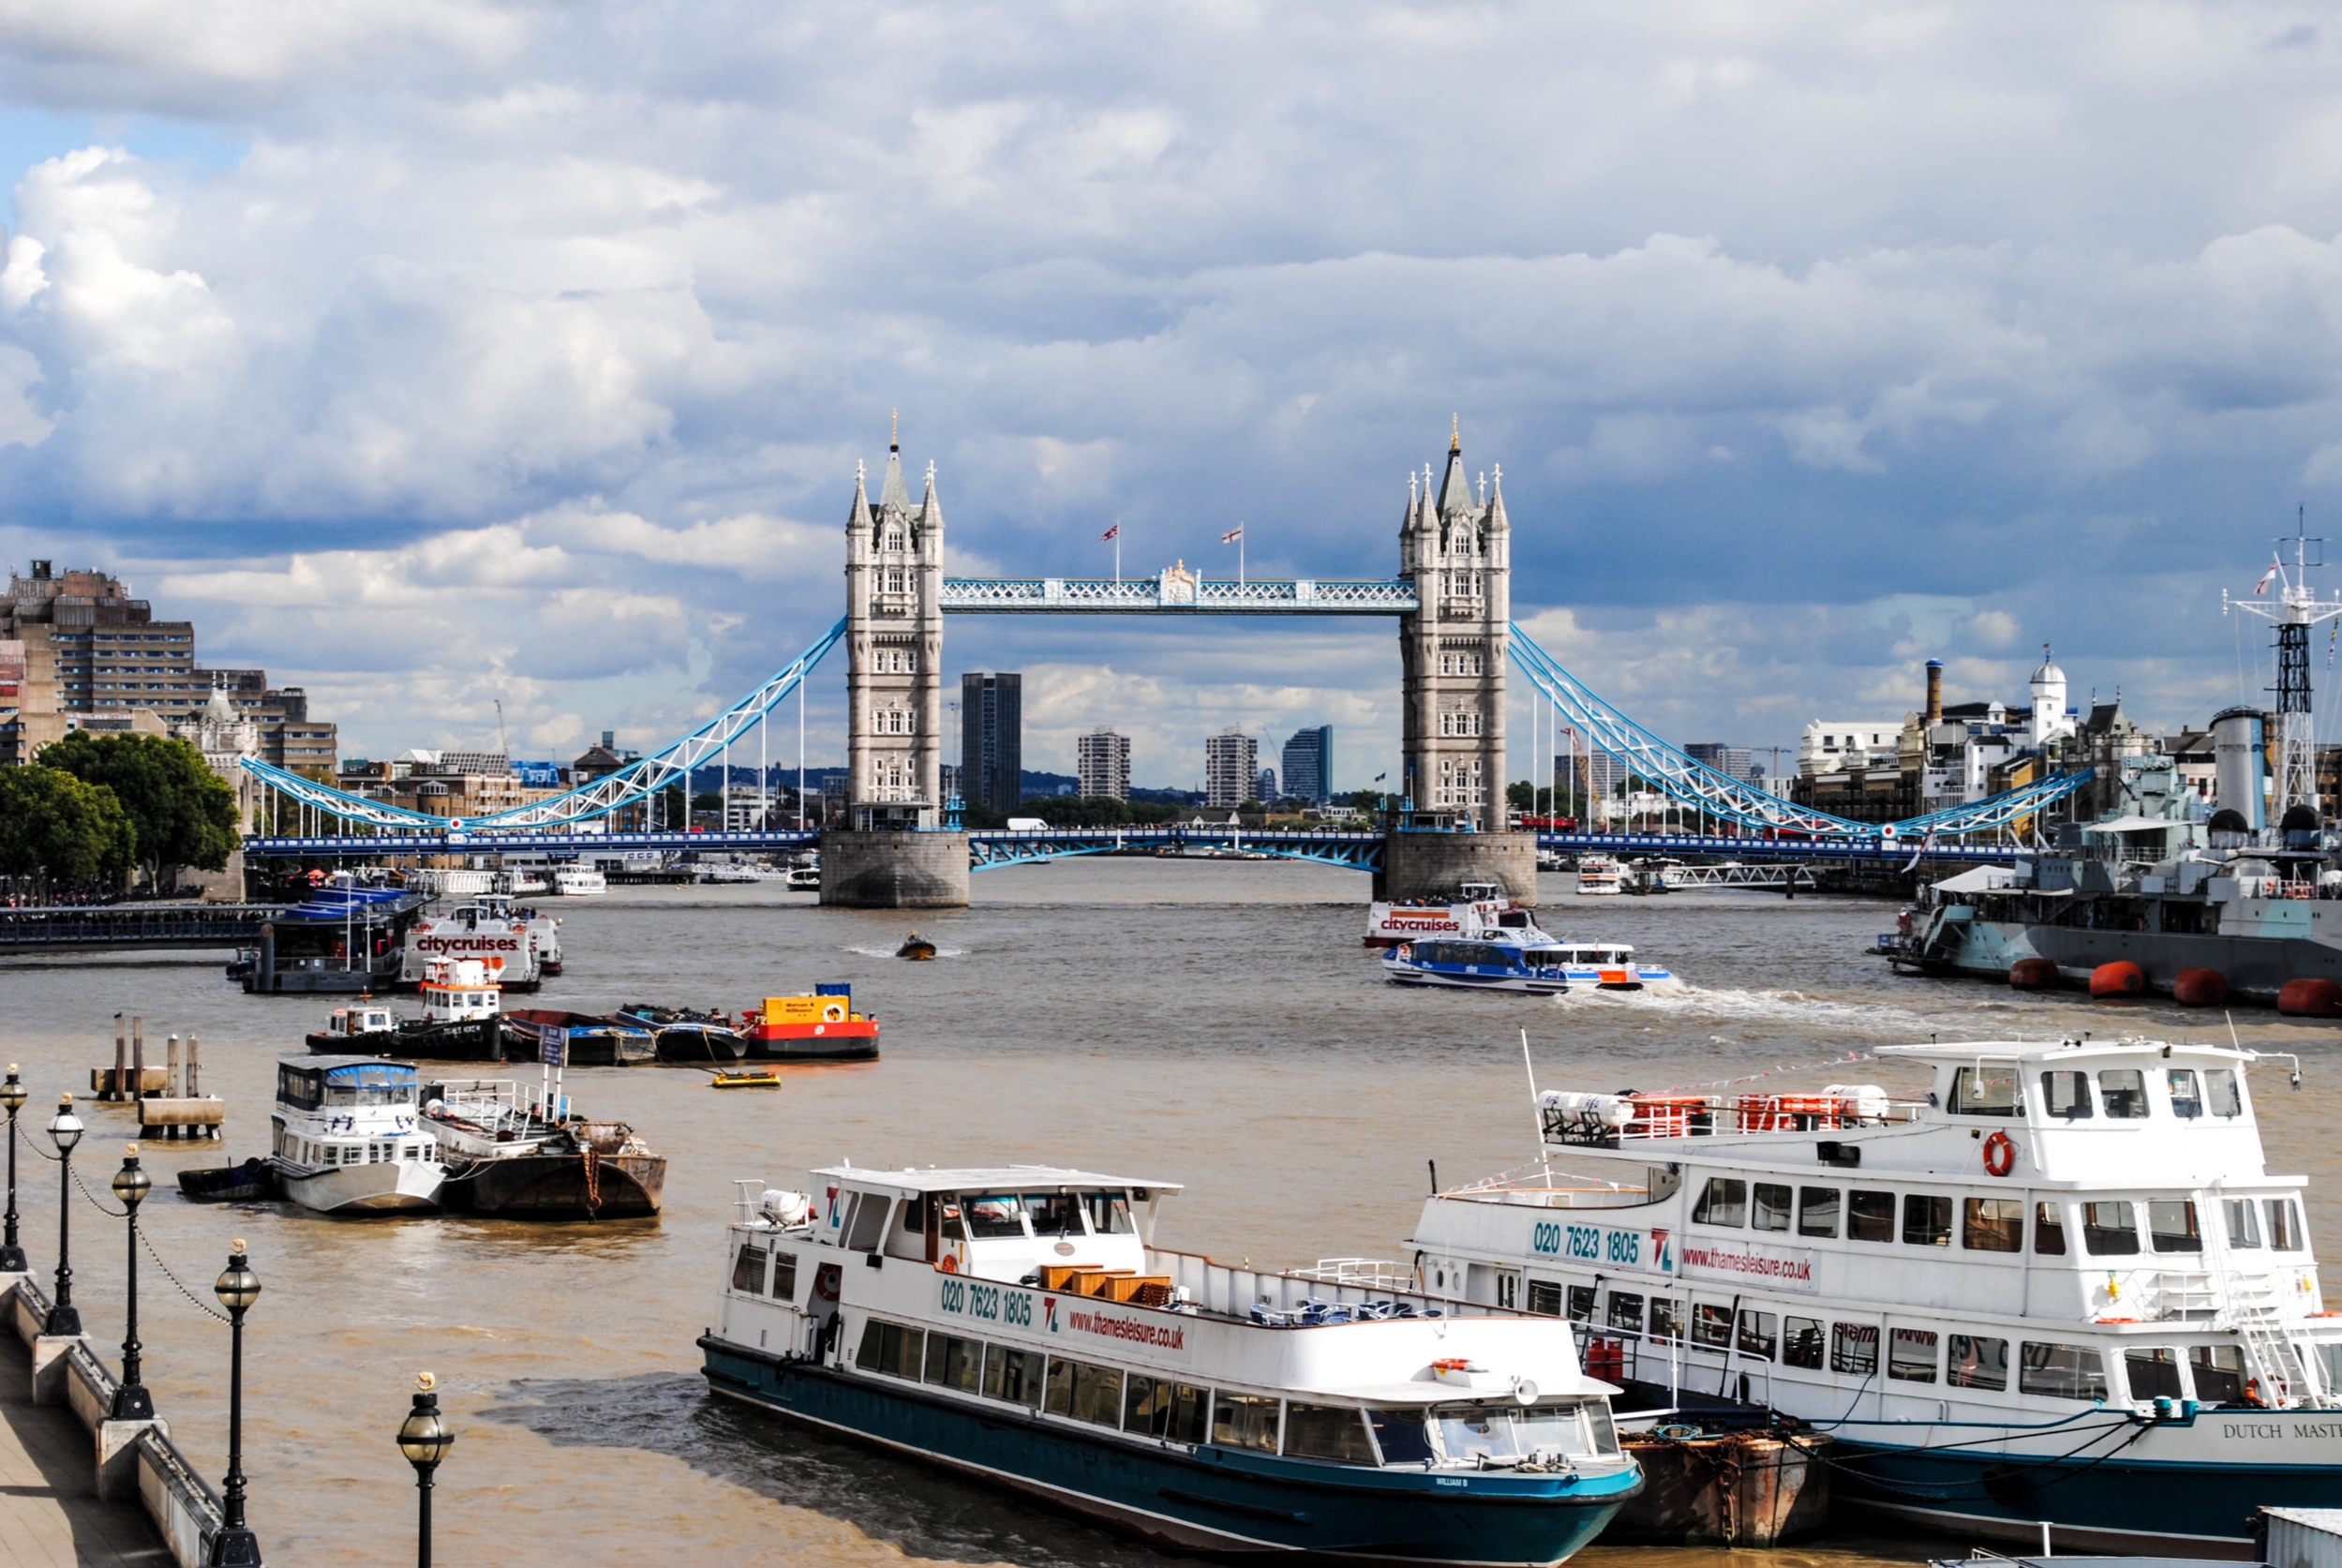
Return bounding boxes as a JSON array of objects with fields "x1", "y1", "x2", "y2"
[
  {"x1": 878, "y1": 414, "x2": 911, "y2": 512},
  {"x1": 1436, "y1": 426, "x2": 1473, "y2": 519},
  {"x1": 917, "y1": 457, "x2": 944, "y2": 531},
  {"x1": 1486, "y1": 462, "x2": 1509, "y2": 531},
  {"x1": 848, "y1": 457, "x2": 873, "y2": 530}
]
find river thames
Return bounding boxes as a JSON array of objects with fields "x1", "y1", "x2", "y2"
[{"x1": 7, "y1": 861, "x2": 2339, "y2": 1566}]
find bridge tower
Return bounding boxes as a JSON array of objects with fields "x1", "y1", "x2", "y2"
[
  {"x1": 1386, "y1": 422, "x2": 1535, "y2": 903},
  {"x1": 828, "y1": 424, "x2": 969, "y2": 905}
]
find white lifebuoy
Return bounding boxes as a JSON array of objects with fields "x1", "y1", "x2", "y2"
[{"x1": 820, "y1": 1001, "x2": 846, "y2": 1023}]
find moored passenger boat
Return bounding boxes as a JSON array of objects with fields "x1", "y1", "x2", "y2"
[
  {"x1": 1573, "y1": 857, "x2": 1622, "y2": 896},
  {"x1": 1409, "y1": 1038, "x2": 2342, "y2": 1552},
  {"x1": 1365, "y1": 881, "x2": 1541, "y2": 948},
  {"x1": 1384, "y1": 934, "x2": 1573, "y2": 994},
  {"x1": 700, "y1": 1164, "x2": 1641, "y2": 1563},
  {"x1": 266, "y1": 1056, "x2": 444, "y2": 1213}
]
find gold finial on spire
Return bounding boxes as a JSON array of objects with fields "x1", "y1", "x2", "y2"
[{"x1": 1451, "y1": 413, "x2": 1460, "y2": 452}]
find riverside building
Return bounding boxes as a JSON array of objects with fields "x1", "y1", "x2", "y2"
[
  {"x1": 1076, "y1": 729, "x2": 1130, "y2": 800},
  {"x1": 1204, "y1": 730, "x2": 1257, "y2": 809}
]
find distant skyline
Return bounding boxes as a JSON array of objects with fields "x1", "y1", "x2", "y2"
[{"x1": 2, "y1": 5, "x2": 2339, "y2": 785}]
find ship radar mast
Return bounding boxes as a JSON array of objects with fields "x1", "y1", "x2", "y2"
[{"x1": 2225, "y1": 513, "x2": 2342, "y2": 828}]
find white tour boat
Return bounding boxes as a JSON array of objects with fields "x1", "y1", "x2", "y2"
[
  {"x1": 1409, "y1": 1037, "x2": 2342, "y2": 1552},
  {"x1": 700, "y1": 1162, "x2": 1643, "y2": 1564},
  {"x1": 266, "y1": 1055, "x2": 445, "y2": 1213},
  {"x1": 1365, "y1": 881, "x2": 1543, "y2": 947},
  {"x1": 552, "y1": 867, "x2": 607, "y2": 896},
  {"x1": 1572, "y1": 857, "x2": 1622, "y2": 896},
  {"x1": 400, "y1": 892, "x2": 555, "y2": 989}
]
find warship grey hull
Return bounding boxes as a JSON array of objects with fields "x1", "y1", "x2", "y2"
[{"x1": 1916, "y1": 917, "x2": 2342, "y2": 1001}]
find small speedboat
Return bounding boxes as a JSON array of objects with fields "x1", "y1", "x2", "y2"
[
  {"x1": 709, "y1": 1067, "x2": 784, "y2": 1089},
  {"x1": 177, "y1": 1157, "x2": 278, "y2": 1204},
  {"x1": 897, "y1": 932, "x2": 938, "y2": 961}
]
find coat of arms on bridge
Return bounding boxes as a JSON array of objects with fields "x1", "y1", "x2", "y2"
[{"x1": 1158, "y1": 560, "x2": 1198, "y2": 606}]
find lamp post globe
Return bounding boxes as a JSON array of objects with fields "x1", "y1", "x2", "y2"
[
  {"x1": 43, "y1": 1095, "x2": 82, "y2": 1337},
  {"x1": 0, "y1": 1065, "x2": 25, "y2": 1274},
  {"x1": 396, "y1": 1371, "x2": 455, "y2": 1568},
  {"x1": 206, "y1": 1242, "x2": 263, "y2": 1568},
  {"x1": 107, "y1": 1145, "x2": 153, "y2": 1421}
]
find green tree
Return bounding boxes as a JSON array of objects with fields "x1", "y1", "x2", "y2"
[
  {"x1": 0, "y1": 765, "x2": 136, "y2": 899},
  {"x1": 38, "y1": 731, "x2": 238, "y2": 891}
]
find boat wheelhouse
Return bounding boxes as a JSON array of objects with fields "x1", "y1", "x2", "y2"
[
  {"x1": 266, "y1": 1056, "x2": 444, "y2": 1213},
  {"x1": 1408, "y1": 1038, "x2": 2342, "y2": 1552},
  {"x1": 700, "y1": 1163, "x2": 1641, "y2": 1565}
]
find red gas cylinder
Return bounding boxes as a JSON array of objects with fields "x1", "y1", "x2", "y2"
[
  {"x1": 2088, "y1": 962, "x2": 2147, "y2": 999},
  {"x1": 2008, "y1": 958, "x2": 2060, "y2": 990},
  {"x1": 2172, "y1": 968, "x2": 2229, "y2": 1008},
  {"x1": 2278, "y1": 978, "x2": 2342, "y2": 1018}
]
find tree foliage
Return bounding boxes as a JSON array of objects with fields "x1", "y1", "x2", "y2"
[
  {"x1": 0, "y1": 765, "x2": 136, "y2": 897},
  {"x1": 38, "y1": 732, "x2": 239, "y2": 889}
]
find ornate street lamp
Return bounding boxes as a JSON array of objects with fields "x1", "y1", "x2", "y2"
[
  {"x1": 208, "y1": 1241, "x2": 263, "y2": 1568},
  {"x1": 109, "y1": 1144, "x2": 153, "y2": 1420},
  {"x1": 0, "y1": 1066, "x2": 25, "y2": 1273},
  {"x1": 395, "y1": 1371, "x2": 455, "y2": 1568},
  {"x1": 44, "y1": 1094, "x2": 82, "y2": 1337}
]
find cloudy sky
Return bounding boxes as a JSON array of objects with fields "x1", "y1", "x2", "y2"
[{"x1": 3, "y1": 2, "x2": 2340, "y2": 790}]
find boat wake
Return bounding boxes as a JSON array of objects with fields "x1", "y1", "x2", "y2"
[{"x1": 1552, "y1": 980, "x2": 1933, "y2": 1035}]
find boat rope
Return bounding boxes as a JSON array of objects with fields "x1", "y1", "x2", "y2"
[
  {"x1": 582, "y1": 1144, "x2": 601, "y2": 1214},
  {"x1": 1770, "y1": 1406, "x2": 2154, "y2": 1502}
]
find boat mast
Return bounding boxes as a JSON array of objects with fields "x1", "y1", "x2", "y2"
[{"x1": 2226, "y1": 515, "x2": 2342, "y2": 828}]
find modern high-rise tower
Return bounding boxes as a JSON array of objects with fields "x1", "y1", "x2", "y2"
[
  {"x1": 960, "y1": 671, "x2": 1022, "y2": 812},
  {"x1": 1396, "y1": 422, "x2": 1509, "y2": 829}
]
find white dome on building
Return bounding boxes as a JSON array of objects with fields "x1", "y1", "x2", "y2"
[{"x1": 2031, "y1": 645, "x2": 2066, "y2": 691}]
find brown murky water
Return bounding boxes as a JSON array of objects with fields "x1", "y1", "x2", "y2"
[{"x1": 5, "y1": 861, "x2": 2338, "y2": 1567}]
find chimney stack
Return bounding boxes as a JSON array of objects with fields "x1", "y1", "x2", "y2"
[{"x1": 1925, "y1": 659, "x2": 1944, "y2": 726}]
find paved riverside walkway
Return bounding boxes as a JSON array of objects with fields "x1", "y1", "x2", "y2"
[{"x1": 0, "y1": 1332, "x2": 170, "y2": 1568}]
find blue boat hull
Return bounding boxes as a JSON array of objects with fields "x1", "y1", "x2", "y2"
[
  {"x1": 701, "y1": 1337, "x2": 1637, "y2": 1564},
  {"x1": 1832, "y1": 1435, "x2": 2342, "y2": 1552}
]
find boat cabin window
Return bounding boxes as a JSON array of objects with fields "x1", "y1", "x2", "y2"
[
  {"x1": 2191, "y1": 1344, "x2": 2247, "y2": 1404},
  {"x1": 773, "y1": 1252, "x2": 798, "y2": 1301},
  {"x1": 1566, "y1": 1286, "x2": 1596, "y2": 1323},
  {"x1": 1783, "y1": 1317, "x2": 1824, "y2": 1369},
  {"x1": 1902, "y1": 1194, "x2": 1951, "y2": 1247},
  {"x1": 1963, "y1": 1197, "x2": 2023, "y2": 1252},
  {"x1": 1949, "y1": 1334, "x2": 2009, "y2": 1391},
  {"x1": 1948, "y1": 1065, "x2": 2021, "y2": 1117},
  {"x1": 2165, "y1": 1069, "x2": 2203, "y2": 1120},
  {"x1": 924, "y1": 1333, "x2": 983, "y2": 1393},
  {"x1": 900, "y1": 1196, "x2": 927, "y2": 1234},
  {"x1": 1831, "y1": 1322, "x2": 1878, "y2": 1376},
  {"x1": 1798, "y1": 1187, "x2": 1840, "y2": 1238},
  {"x1": 1752, "y1": 1182, "x2": 1792, "y2": 1232},
  {"x1": 1023, "y1": 1193, "x2": 1082, "y2": 1237},
  {"x1": 963, "y1": 1194, "x2": 1025, "y2": 1239},
  {"x1": 1084, "y1": 1191, "x2": 1135, "y2": 1234},
  {"x1": 982, "y1": 1346, "x2": 1043, "y2": 1406},
  {"x1": 856, "y1": 1320, "x2": 925, "y2": 1379},
  {"x1": 2040, "y1": 1070, "x2": 2093, "y2": 1120},
  {"x1": 2035, "y1": 1201, "x2": 2067, "y2": 1255},
  {"x1": 730, "y1": 1245, "x2": 767, "y2": 1292},
  {"x1": 1526, "y1": 1280, "x2": 1563, "y2": 1317},
  {"x1": 1285, "y1": 1404, "x2": 1379, "y2": 1464},
  {"x1": 1212, "y1": 1393, "x2": 1281, "y2": 1453},
  {"x1": 1888, "y1": 1327, "x2": 1939, "y2": 1383},
  {"x1": 2125, "y1": 1346, "x2": 2184, "y2": 1400},
  {"x1": 2311, "y1": 1344, "x2": 2342, "y2": 1400},
  {"x1": 1693, "y1": 1177, "x2": 1746, "y2": 1227},
  {"x1": 843, "y1": 1193, "x2": 892, "y2": 1252},
  {"x1": 2267, "y1": 1199, "x2": 2305, "y2": 1250},
  {"x1": 1044, "y1": 1357, "x2": 1124, "y2": 1426},
  {"x1": 1429, "y1": 1405, "x2": 1600, "y2": 1464},
  {"x1": 1607, "y1": 1292, "x2": 1644, "y2": 1334},
  {"x1": 1367, "y1": 1409, "x2": 1438, "y2": 1465},
  {"x1": 2098, "y1": 1069, "x2": 2149, "y2": 1119},
  {"x1": 1848, "y1": 1189, "x2": 1895, "y2": 1243},
  {"x1": 2224, "y1": 1199, "x2": 2262, "y2": 1248},
  {"x1": 2149, "y1": 1200, "x2": 2201, "y2": 1253},
  {"x1": 1648, "y1": 1298, "x2": 1681, "y2": 1344},
  {"x1": 2020, "y1": 1341, "x2": 2108, "y2": 1400},
  {"x1": 1737, "y1": 1309, "x2": 1777, "y2": 1360},
  {"x1": 1124, "y1": 1376, "x2": 1209, "y2": 1443},
  {"x1": 1693, "y1": 1303, "x2": 1733, "y2": 1348},
  {"x1": 2205, "y1": 1068, "x2": 2244, "y2": 1118},
  {"x1": 2082, "y1": 1201, "x2": 2139, "y2": 1255}
]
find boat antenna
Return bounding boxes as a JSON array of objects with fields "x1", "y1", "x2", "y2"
[{"x1": 1521, "y1": 1029, "x2": 1551, "y2": 1181}]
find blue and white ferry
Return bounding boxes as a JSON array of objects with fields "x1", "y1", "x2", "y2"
[
  {"x1": 1383, "y1": 932, "x2": 1574, "y2": 994},
  {"x1": 700, "y1": 1163, "x2": 1642, "y2": 1563},
  {"x1": 1408, "y1": 1037, "x2": 2342, "y2": 1552}
]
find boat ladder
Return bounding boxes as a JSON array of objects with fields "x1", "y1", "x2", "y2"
[{"x1": 2202, "y1": 1196, "x2": 2309, "y2": 1404}]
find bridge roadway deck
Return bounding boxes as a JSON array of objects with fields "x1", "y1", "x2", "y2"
[{"x1": 0, "y1": 1307, "x2": 171, "y2": 1567}]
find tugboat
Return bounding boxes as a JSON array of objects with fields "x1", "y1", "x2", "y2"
[
  {"x1": 619, "y1": 1003, "x2": 747, "y2": 1063},
  {"x1": 738, "y1": 989, "x2": 879, "y2": 1061},
  {"x1": 425, "y1": 1076, "x2": 664, "y2": 1218},
  {"x1": 1415, "y1": 1037, "x2": 2342, "y2": 1552},
  {"x1": 265, "y1": 1056, "x2": 445, "y2": 1213},
  {"x1": 699, "y1": 1163, "x2": 1642, "y2": 1563},
  {"x1": 306, "y1": 957, "x2": 508, "y2": 1060}
]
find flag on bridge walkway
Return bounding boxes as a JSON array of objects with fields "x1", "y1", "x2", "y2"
[
  {"x1": 1102, "y1": 523, "x2": 1118, "y2": 540},
  {"x1": 1221, "y1": 526, "x2": 1244, "y2": 543},
  {"x1": 1902, "y1": 828, "x2": 1938, "y2": 874},
  {"x1": 1373, "y1": 772, "x2": 1386, "y2": 784}
]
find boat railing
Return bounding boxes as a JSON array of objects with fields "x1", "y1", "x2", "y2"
[
  {"x1": 1439, "y1": 1164, "x2": 1654, "y2": 1209},
  {"x1": 1289, "y1": 1258, "x2": 1419, "y2": 1292},
  {"x1": 1542, "y1": 1091, "x2": 1924, "y2": 1147},
  {"x1": 1568, "y1": 1319, "x2": 1771, "y2": 1410},
  {"x1": 1151, "y1": 1247, "x2": 1518, "y2": 1326}
]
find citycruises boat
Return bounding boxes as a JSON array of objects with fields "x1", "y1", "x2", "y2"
[
  {"x1": 699, "y1": 1164, "x2": 1642, "y2": 1564},
  {"x1": 1543, "y1": 943, "x2": 1675, "y2": 993},
  {"x1": 265, "y1": 1055, "x2": 445, "y2": 1213},
  {"x1": 738, "y1": 989, "x2": 879, "y2": 1061},
  {"x1": 400, "y1": 893, "x2": 557, "y2": 990},
  {"x1": 1383, "y1": 933, "x2": 1574, "y2": 995},
  {"x1": 1408, "y1": 1037, "x2": 2342, "y2": 1552},
  {"x1": 424, "y1": 1076, "x2": 665, "y2": 1218},
  {"x1": 1365, "y1": 882, "x2": 1539, "y2": 948},
  {"x1": 1573, "y1": 858, "x2": 1623, "y2": 896}
]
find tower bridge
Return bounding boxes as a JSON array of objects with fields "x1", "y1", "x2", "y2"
[{"x1": 238, "y1": 424, "x2": 2096, "y2": 905}]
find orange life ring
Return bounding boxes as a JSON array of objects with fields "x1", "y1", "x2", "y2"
[
  {"x1": 940, "y1": 1254, "x2": 958, "y2": 1274},
  {"x1": 1982, "y1": 1130, "x2": 2017, "y2": 1177}
]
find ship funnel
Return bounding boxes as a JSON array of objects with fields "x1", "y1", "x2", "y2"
[
  {"x1": 2211, "y1": 707, "x2": 2268, "y2": 834},
  {"x1": 1925, "y1": 659, "x2": 1944, "y2": 726}
]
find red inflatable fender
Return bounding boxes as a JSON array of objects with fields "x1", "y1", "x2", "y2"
[
  {"x1": 2278, "y1": 978, "x2": 2342, "y2": 1018},
  {"x1": 2172, "y1": 967, "x2": 2228, "y2": 1008},
  {"x1": 2007, "y1": 958, "x2": 2060, "y2": 990},
  {"x1": 2088, "y1": 962, "x2": 2147, "y2": 999}
]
